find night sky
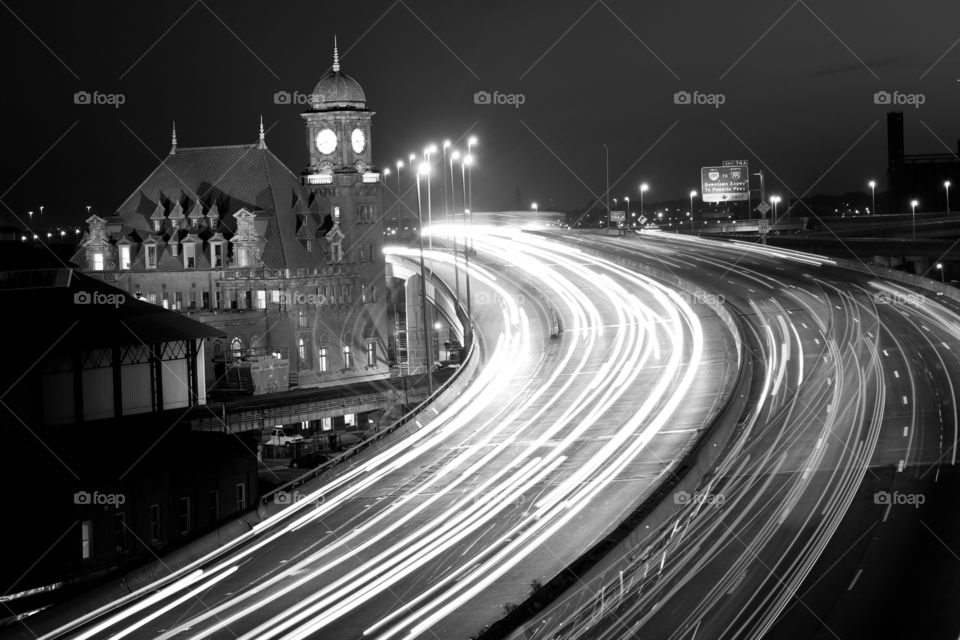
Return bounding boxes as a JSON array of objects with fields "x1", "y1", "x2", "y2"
[{"x1": 3, "y1": 0, "x2": 959, "y2": 227}]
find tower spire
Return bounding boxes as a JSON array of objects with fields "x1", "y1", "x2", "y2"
[
  {"x1": 257, "y1": 115, "x2": 267, "y2": 149},
  {"x1": 332, "y1": 36, "x2": 340, "y2": 72},
  {"x1": 170, "y1": 121, "x2": 177, "y2": 155}
]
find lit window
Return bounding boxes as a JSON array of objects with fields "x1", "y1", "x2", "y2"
[
  {"x1": 170, "y1": 243, "x2": 179, "y2": 257},
  {"x1": 333, "y1": 205, "x2": 341, "y2": 223},
  {"x1": 299, "y1": 311, "x2": 308, "y2": 328},
  {"x1": 318, "y1": 347, "x2": 328, "y2": 372},
  {"x1": 298, "y1": 337, "x2": 306, "y2": 363},
  {"x1": 271, "y1": 290, "x2": 281, "y2": 304},
  {"x1": 92, "y1": 253, "x2": 104, "y2": 271},
  {"x1": 366, "y1": 341, "x2": 376, "y2": 366},
  {"x1": 119, "y1": 245, "x2": 131, "y2": 270},
  {"x1": 256, "y1": 290, "x2": 266, "y2": 309},
  {"x1": 81, "y1": 520, "x2": 93, "y2": 560},
  {"x1": 343, "y1": 345, "x2": 352, "y2": 369},
  {"x1": 238, "y1": 248, "x2": 249, "y2": 267}
]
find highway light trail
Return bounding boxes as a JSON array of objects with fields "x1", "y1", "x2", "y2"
[{"x1": 43, "y1": 227, "x2": 713, "y2": 640}]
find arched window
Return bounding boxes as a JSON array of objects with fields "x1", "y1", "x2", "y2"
[
  {"x1": 342, "y1": 345, "x2": 352, "y2": 369},
  {"x1": 298, "y1": 338, "x2": 306, "y2": 364},
  {"x1": 318, "y1": 347, "x2": 328, "y2": 373}
]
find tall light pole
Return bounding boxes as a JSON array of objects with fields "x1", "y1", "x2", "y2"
[
  {"x1": 462, "y1": 151, "x2": 475, "y2": 346},
  {"x1": 415, "y1": 162, "x2": 434, "y2": 394},
  {"x1": 937, "y1": 263, "x2": 945, "y2": 282},
  {"x1": 603, "y1": 144, "x2": 610, "y2": 230},
  {"x1": 639, "y1": 183, "x2": 649, "y2": 220},
  {"x1": 442, "y1": 139, "x2": 451, "y2": 224},
  {"x1": 424, "y1": 144, "x2": 437, "y2": 251},
  {"x1": 395, "y1": 160, "x2": 404, "y2": 230},
  {"x1": 911, "y1": 199, "x2": 919, "y2": 240},
  {"x1": 868, "y1": 180, "x2": 877, "y2": 215},
  {"x1": 449, "y1": 149, "x2": 462, "y2": 316},
  {"x1": 945, "y1": 181, "x2": 952, "y2": 213},
  {"x1": 624, "y1": 196, "x2": 630, "y2": 229},
  {"x1": 689, "y1": 190, "x2": 697, "y2": 230},
  {"x1": 771, "y1": 195, "x2": 781, "y2": 218}
]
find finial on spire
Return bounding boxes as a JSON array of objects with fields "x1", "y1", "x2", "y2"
[
  {"x1": 332, "y1": 36, "x2": 340, "y2": 72},
  {"x1": 170, "y1": 121, "x2": 177, "y2": 154},
  {"x1": 256, "y1": 115, "x2": 267, "y2": 149}
]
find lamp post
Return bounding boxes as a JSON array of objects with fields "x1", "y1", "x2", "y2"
[
  {"x1": 531, "y1": 202, "x2": 538, "y2": 211},
  {"x1": 771, "y1": 195, "x2": 781, "y2": 218},
  {"x1": 937, "y1": 263, "x2": 945, "y2": 283},
  {"x1": 395, "y1": 160, "x2": 404, "y2": 230},
  {"x1": 945, "y1": 181, "x2": 952, "y2": 213},
  {"x1": 639, "y1": 183, "x2": 649, "y2": 220},
  {"x1": 689, "y1": 190, "x2": 697, "y2": 230},
  {"x1": 624, "y1": 196, "x2": 630, "y2": 230},
  {"x1": 449, "y1": 149, "x2": 462, "y2": 315},
  {"x1": 442, "y1": 139, "x2": 451, "y2": 224},
  {"x1": 868, "y1": 180, "x2": 876, "y2": 215},
  {"x1": 911, "y1": 199, "x2": 919, "y2": 240},
  {"x1": 415, "y1": 162, "x2": 434, "y2": 394},
  {"x1": 424, "y1": 144, "x2": 437, "y2": 251},
  {"x1": 462, "y1": 152, "x2": 475, "y2": 346}
]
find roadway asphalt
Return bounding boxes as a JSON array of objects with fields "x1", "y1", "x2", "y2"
[
  {"x1": 511, "y1": 230, "x2": 960, "y2": 640},
  {"x1": 14, "y1": 228, "x2": 738, "y2": 640}
]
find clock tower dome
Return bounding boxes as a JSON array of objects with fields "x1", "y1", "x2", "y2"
[{"x1": 301, "y1": 39, "x2": 375, "y2": 181}]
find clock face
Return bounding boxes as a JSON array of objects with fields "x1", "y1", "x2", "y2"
[
  {"x1": 315, "y1": 128, "x2": 337, "y2": 155},
  {"x1": 351, "y1": 128, "x2": 366, "y2": 153}
]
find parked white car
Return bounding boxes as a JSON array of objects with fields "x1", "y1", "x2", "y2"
[{"x1": 263, "y1": 427, "x2": 303, "y2": 446}]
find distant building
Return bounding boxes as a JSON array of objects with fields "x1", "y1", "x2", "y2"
[
  {"x1": 886, "y1": 111, "x2": 959, "y2": 212},
  {"x1": 72, "y1": 42, "x2": 390, "y2": 393}
]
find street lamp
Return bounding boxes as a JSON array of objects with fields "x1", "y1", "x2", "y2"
[
  {"x1": 639, "y1": 183, "x2": 649, "y2": 219},
  {"x1": 945, "y1": 181, "x2": 952, "y2": 213},
  {"x1": 531, "y1": 202, "x2": 538, "y2": 211},
  {"x1": 442, "y1": 140, "x2": 451, "y2": 224},
  {"x1": 462, "y1": 152, "x2": 475, "y2": 346},
  {"x1": 415, "y1": 161, "x2": 434, "y2": 393},
  {"x1": 449, "y1": 149, "x2": 463, "y2": 312},
  {"x1": 937, "y1": 263, "x2": 945, "y2": 282},
  {"x1": 770, "y1": 195, "x2": 781, "y2": 217},
  {"x1": 689, "y1": 190, "x2": 697, "y2": 229},
  {"x1": 868, "y1": 180, "x2": 877, "y2": 215},
  {"x1": 911, "y1": 199, "x2": 919, "y2": 239},
  {"x1": 624, "y1": 196, "x2": 630, "y2": 227}
]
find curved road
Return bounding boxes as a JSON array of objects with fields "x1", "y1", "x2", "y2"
[
  {"x1": 19, "y1": 228, "x2": 737, "y2": 640},
  {"x1": 512, "y1": 230, "x2": 960, "y2": 640}
]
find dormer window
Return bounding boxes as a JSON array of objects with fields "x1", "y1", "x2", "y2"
[
  {"x1": 92, "y1": 253, "x2": 104, "y2": 271},
  {"x1": 145, "y1": 244, "x2": 157, "y2": 269},
  {"x1": 183, "y1": 242, "x2": 196, "y2": 269},
  {"x1": 154, "y1": 219, "x2": 162, "y2": 232},
  {"x1": 211, "y1": 242, "x2": 224, "y2": 268},
  {"x1": 119, "y1": 245, "x2": 131, "y2": 270},
  {"x1": 170, "y1": 243, "x2": 179, "y2": 257},
  {"x1": 306, "y1": 240, "x2": 312, "y2": 253}
]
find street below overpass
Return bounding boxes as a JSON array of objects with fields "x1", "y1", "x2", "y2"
[
  {"x1": 18, "y1": 228, "x2": 737, "y2": 640},
  {"x1": 512, "y1": 230, "x2": 960, "y2": 640}
]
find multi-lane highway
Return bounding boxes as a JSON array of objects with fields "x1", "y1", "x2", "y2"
[
  {"x1": 511, "y1": 230, "x2": 960, "y2": 640},
  {"x1": 18, "y1": 228, "x2": 737, "y2": 640}
]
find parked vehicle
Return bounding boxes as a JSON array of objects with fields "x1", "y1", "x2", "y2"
[
  {"x1": 263, "y1": 427, "x2": 303, "y2": 447},
  {"x1": 289, "y1": 451, "x2": 329, "y2": 469}
]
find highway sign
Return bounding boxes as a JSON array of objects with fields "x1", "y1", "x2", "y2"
[
  {"x1": 755, "y1": 202, "x2": 771, "y2": 215},
  {"x1": 758, "y1": 219, "x2": 770, "y2": 234},
  {"x1": 722, "y1": 159, "x2": 749, "y2": 167},
  {"x1": 638, "y1": 215, "x2": 647, "y2": 225},
  {"x1": 609, "y1": 210, "x2": 626, "y2": 222},
  {"x1": 701, "y1": 166, "x2": 749, "y2": 202}
]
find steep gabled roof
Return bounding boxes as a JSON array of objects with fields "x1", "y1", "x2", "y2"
[{"x1": 114, "y1": 143, "x2": 318, "y2": 268}]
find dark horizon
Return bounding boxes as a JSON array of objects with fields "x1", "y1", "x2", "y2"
[{"x1": 3, "y1": 0, "x2": 959, "y2": 227}]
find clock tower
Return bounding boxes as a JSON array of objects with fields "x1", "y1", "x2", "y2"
[{"x1": 301, "y1": 39, "x2": 375, "y2": 180}]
